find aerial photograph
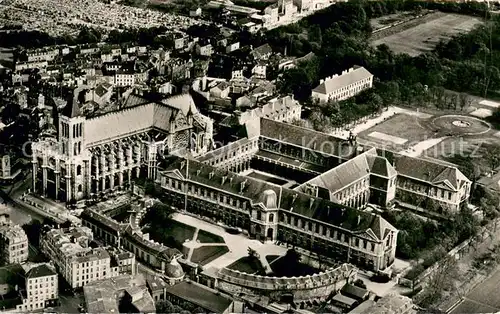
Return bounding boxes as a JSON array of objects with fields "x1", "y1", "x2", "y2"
[{"x1": 1, "y1": 0, "x2": 500, "y2": 313}]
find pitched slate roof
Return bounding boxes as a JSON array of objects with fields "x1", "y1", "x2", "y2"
[
  {"x1": 84, "y1": 93, "x2": 193, "y2": 146},
  {"x1": 62, "y1": 94, "x2": 82, "y2": 118},
  {"x1": 313, "y1": 66, "x2": 373, "y2": 95},
  {"x1": 296, "y1": 150, "x2": 375, "y2": 193},
  {"x1": 394, "y1": 155, "x2": 470, "y2": 191},
  {"x1": 251, "y1": 44, "x2": 272, "y2": 60},
  {"x1": 366, "y1": 154, "x2": 397, "y2": 178},
  {"x1": 26, "y1": 264, "x2": 57, "y2": 279},
  {"x1": 260, "y1": 118, "x2": 355, "y2": 158},
  {"x1": 165, "y1": 281, "x2": 233, "y2": 313},
  {"x1": 161, "y1": 157, "x2": 396, "y2": 239}
]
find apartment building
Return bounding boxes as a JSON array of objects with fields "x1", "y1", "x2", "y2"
[
  {"x1": 40, "y1": 226, "x2": 119, "y2": 288},
  {"x1": 0, "y1": 215, "x2": 29, "y2": 265},
  {"x1": 312, "y1": 66, "x2": 373, "y2": 103},
  {"x1": 17, "y1": 264, "x2": 59, "y2": 312}
]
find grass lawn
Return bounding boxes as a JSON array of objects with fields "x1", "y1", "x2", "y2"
[
  {"x1": 190, "y1": 245, "x2": 229, "y2": 266},
  {"x1": 227, "y1": 256, "x2": 265, "y2": 274},
  {"x1": 145, "y1": 220, "x2": 196, "y2": 250},
  {"x1": 265, "y1": 255, "x2": 281, "y2": 264},
  {"x1": 269, "y1": 256, "x2": 320, "y2": 277},
  {"x1": 196, "y1": 229, "x2": 225, "y2": 244},
  {"x1": 358, "y1": 113, "x2": 435, "y2": 150}
]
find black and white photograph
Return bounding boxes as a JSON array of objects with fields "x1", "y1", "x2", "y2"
[{"x1": 0, "y1": 0, "x2": 499, "y2": 313}]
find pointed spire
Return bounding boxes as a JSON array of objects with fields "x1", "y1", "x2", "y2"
[{"x1": 62, "y1": 93, "x2": 81, "y2": 118}]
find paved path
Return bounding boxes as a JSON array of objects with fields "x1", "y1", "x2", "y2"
[
  {"x1": 397, "y1": 137, "x2": 447, "y2": 157},
  {"x1": 172, "y1": 213, "x2": 287, "y2": 269}
]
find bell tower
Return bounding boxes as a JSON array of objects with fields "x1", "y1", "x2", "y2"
[{"x1": 58, "y1": 90, "x2": 88, "y2": 202}]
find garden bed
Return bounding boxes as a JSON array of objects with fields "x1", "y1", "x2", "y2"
[
  {"x1": 196, "y1": 229, "x2": 225, "y2": 244},
  {"x1": 190, "y1": 245, "x2": 229, "y2": 266},
  {"x1": 144, "y1": 220, "x2": 196, "y2": 250},
  {"x1": 269, "y1": 256, "x2": 320, "y2": 277},
  {"x1": 227, "y1": 256, "x2": 265, "y2": 274}
]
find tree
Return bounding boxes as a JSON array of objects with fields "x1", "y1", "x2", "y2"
[
  {"x1": 459, "y1": 93, "x2": 472, "y2": 111},
  {"x1": 156, "y1": 300, "x2": 175, "y2": 313}
]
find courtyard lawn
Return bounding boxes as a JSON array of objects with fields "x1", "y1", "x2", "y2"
[
  {"x1": 196, "y1": 229, "x2": 225, "y2": 244},
  {"x1": 145, "y1": 220, "x2": 196, "y2": 250},
  {"x1": 265, "y1": 255, "x2": 281, "y2": 264},
  {"x1": 227, "y1": 256, "x2": 265, "y2": 274},
  {"x1": 190, "y1": 245, "x2": 229, "y2": 266},
  {"x1": 269, "y1": 256, "x2": 320, "y2": 277}
]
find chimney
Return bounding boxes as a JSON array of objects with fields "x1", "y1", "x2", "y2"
[
  {"x1": 180, "y1": 161, "x2": 186, "y2": 170},
  {"x1": 309, "y1": 198, "x2": 314, "y2": 209},
  {"x1": 320, "y1": 79, "x2": 324, "y2": 84},
  {"x1": 209, "y1": 171, "x2": 214, "y2": 180},
  {"x1": 196, "y1": 169, "x2": 201, "y2": 176},
  {"x1": 229, "y1": 177, "x2": 233, "y2": 184},
  {"x1": 222, "y1": 175, "x2": 227, "y2": 185},
  {"x1": 357, "y1": 215, "x2": 361, "y2": 226},
  {"x1": 240, "y1": 180, "x2": 247, "y2": 192},
  {"x1": 292, "y1": 194, "x2": 298, "y2": 204}
]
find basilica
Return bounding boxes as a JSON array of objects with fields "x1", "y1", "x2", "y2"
[{"x1": 31, "y1": 89, "x2": 213, "y2": 202}]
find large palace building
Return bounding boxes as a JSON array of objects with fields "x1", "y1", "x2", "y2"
[
  {"x1": 31, "y1": 89, "x2": 472, "y2": 273},
  {"x1": 31, "y1": 90, "x2": 213, "y2": 202}
]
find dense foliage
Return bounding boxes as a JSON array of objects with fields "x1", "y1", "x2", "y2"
[
  {"x1": 383, "y1": 206, "x2": 479, "y2": 260},
  {"x1": 268, "y1": 0, "x2": 494, "y2": 128}
]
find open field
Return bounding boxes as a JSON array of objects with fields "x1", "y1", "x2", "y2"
[
  {"x1": 370, "y1": 11, "x2": 421, "y2": 32},
  {"x1": 450, "y1": 269, "x2": 500, "y2": 314},
  {"x1": 371, "y1": 13, "x2": 483, "y2": 56},
  {"x1": 358, "y1": 113, "x2": 435, "y2": 151}
]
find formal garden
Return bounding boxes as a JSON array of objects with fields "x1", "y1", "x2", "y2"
[{"x1": 228, "y1": 248, "x2": 320, "y2": 277}]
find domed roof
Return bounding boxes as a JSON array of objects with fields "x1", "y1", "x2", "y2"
[
  {"x1": 165, "y1": 258, "x2": 184, "y2": 279},
  {"x1": 258, "y1": 189, "x2": 277, "y2": 209}
]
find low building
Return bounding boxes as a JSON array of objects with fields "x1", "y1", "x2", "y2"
[
  {"x1": 0, "y1": 215, "x2": 29, "y2": 265},
  {"x1": 165, "y1": 281, "x2": 236, "y2": 314},
  {"x1": 146, "y1": 275, "x2": 169, "y2": 303},
  {"x1": 363, "y1": 294, "x2": 415, "y2": 314},
  {"x1": 83, "y1": 274, "x2": 155, "y2": 314},
  {"x1": 312, "y1": 66, "x2": 373, "y2": 103},
  {"x1": 17, "y1": 263, "x2": 59, "y2": 312}
]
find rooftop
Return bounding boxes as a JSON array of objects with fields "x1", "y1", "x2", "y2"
[
  {"x1": 84, "y1": 274, "x2": 155, "y2": 314},
  {"x1": 165, "y1": 281, "x2": 233, "y2": 313},
  {"x1": 160, "y1": 157, "x2": 397, "y2": 239},
  {"x1": 313, "y1": 66, "x2": 373, "y2": 95},
  {"x1": 26, "y1": 264, "x2": 57, "y2": 279}
]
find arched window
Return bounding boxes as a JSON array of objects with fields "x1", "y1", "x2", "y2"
[
  {"x1": 269, "y1": 213, "x2": 274, "y2": 223},
  {"x1": 76, "y1": 165, "x2": 82, "y2": 176},
  {"x1": 78, "y1": 184, "x2": 82, "y2": 192}
]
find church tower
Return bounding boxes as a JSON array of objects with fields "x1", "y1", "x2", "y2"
[{"x1": 58, "y1": 90, "x2": 89, "y2": 202}]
